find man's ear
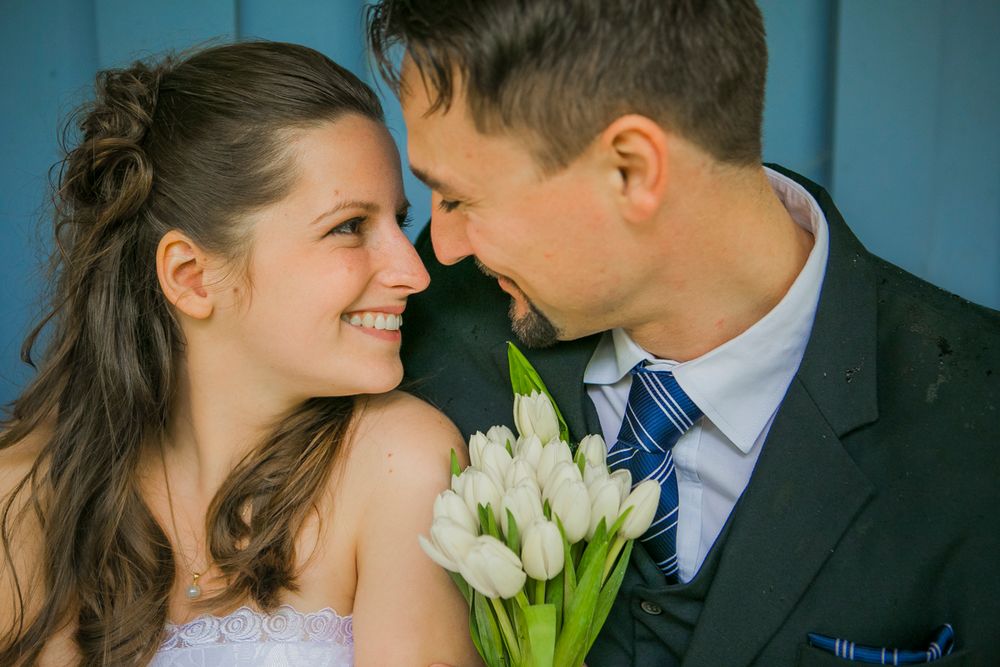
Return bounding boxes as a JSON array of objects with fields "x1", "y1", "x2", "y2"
[
  {"x1": 156, "y1": 230, "x2": 214, "y2": 320},
  {"x1": 599, "y1": 114, "x2": 669, "y2": 224}
]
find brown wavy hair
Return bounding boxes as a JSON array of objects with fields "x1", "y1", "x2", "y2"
[{"x1": 0, "y1": 41, "x2": 383, "y2": 665}]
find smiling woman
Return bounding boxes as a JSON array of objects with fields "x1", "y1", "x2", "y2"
[{"x1": 0, "y1": 41, "x2": 477, "y2": 667}]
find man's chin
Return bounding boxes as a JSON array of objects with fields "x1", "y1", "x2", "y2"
[{"x1": 509, "y1": 298, "x2": 560, "y2": 348}]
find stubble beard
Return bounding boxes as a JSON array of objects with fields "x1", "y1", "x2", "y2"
[
  {"x1": 509, "y1": 298, "x2": 560, "y2": 348},
  {"x1": 475, "y1": 259, "x2": 561, "y2": 348}
]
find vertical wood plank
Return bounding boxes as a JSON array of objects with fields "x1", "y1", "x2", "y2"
[
  {"x1": 832, "y1": 0, "x2": 999, "y2": 307},
  {"x1": 94, "y1": 0, "x2": 236, "y2": 68},
  {"x1": 759, "y1": 0, "x2": 838, "y2": 185},
  {"x1": 0, "y1": 0, "x2": 100, "y2": 404}
]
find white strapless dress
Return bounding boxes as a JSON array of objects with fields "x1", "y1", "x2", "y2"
[{"x1": 150, "y1": 605, "x2": 353, "y2": 667}]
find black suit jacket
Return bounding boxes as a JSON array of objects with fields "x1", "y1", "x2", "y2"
[{"x1": 401, "y1": 167, "x2": 1000, "y2": 666}]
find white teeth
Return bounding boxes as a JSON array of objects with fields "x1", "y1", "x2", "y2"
[{"x1": 343, "y1": 311, "x2": 404, "y2": 331}]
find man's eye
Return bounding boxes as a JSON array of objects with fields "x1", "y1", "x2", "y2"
[
  {"x1": 438, "y1": 199, "x2": 461, "y2": 213},
  {"x1": 328, "y1": 217, "x2": 365, "y2": 236}
]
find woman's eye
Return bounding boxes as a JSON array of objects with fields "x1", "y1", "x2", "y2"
[
  {"x1": 438, "y1": 198, "x2": 461, "y2": 213},
  {"x1": 327, "y1": 217, "x2": 365, "y2": 236},
  {"x1": 396, "y1": 212, "x2": 413, "y2": 229}
]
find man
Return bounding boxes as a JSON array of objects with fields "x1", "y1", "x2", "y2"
[{"x1": 368, "y1": 1, "x2": 1000, "y2": 664}]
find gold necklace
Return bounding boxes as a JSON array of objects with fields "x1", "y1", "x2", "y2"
[{"x1": 159, "y1": 442, "x2": 208, "y2": 600}]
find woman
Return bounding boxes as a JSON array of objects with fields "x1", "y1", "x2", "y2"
[{"x1": 0, "y1": 41, "x2": 478, "y2": 666}]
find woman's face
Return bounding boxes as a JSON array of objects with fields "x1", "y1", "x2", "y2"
[{"x1": 213, "y1": 115, "x2": 429, "y2": 400}]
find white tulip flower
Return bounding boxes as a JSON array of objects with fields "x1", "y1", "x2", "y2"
[
  {"x1": 520, "y1": 519, "x2": 565, "y2": 581},
  {"x1": 583, "y1": 461, "x2": 610, "y2": 489},
  {"x1": 479, "y1": 441, "x2": 514, "y2": 489},
  {"x1": 468, "y1": 431, "x2": 491, "y2": 469},
  {"x1": 586, "y1": 478, "x2": 622, "y2": 540},
  {"x1": 419, "y1": 516, "x2": 478, "y2": 572},
  {"x1": 535, "y1": 438, "x2": 573, "y2": 488},
  {"x1": 619, "y1": 479, "x2": 661, "y2": 540},
  {"x1": 548, "y1": 479, "x2": 591, "y2": 544},
  {"x1": 513, "y1": 434, "x2": 543, "y2": 469},
  {"x1": 486, "y1": 424, "x2": 516, "y2": 451},
  {"x1": 541, "y1": 460, "x2": 582, "y2": 503},
  {"x1": 500, "y1": 483, "x2": 543, "y2": 537},
  {"x1": 451, "y1": 472, "x2": 466, "y2": 498},
  {"x1": 460, "y1": 469, "x2": 503, "y2": 523},
  {"x1": 575, "y1": 434, "x2": 607, "y2": 467},
  {"x1": 433, "y1": 489, "x2": 479, "y2": 535},
  {"x1": 504, "y1": 457, "x2": 539, "y2": 491},
  {"x1": 459, "y1": 535, "x2": 527, "y2": 599},
  {"x1": 514, "y1": 391, "x2": 560, "y2": 444},
  {"x1": 609, "y1": 469, "x2": 633, "y2": 504}
]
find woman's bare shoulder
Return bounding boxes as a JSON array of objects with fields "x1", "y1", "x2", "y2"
[
  {"x1": 331, "y1": 391, "x2": 466, "y2": 525},
  {"x1": 0, "y1": 427, "x2": 50, "y2": 507},
  {"x1": 346, "y1": 391, "x2": 466, "y2": 478},
  {"x1": 0, "y1": 428, "x2": 54, "y2": 651}
]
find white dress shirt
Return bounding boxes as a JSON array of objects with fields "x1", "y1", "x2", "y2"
[{"x1": 584, "y1": 167, "x2": 830, "y2": 583}]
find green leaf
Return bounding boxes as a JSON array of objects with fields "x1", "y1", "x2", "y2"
[
  {"x1": 545, "y1": 569, "x2": 564, "y2": 632},
  {"x1": 450, "y1": 448, "x2": 462, "y2": 477},
  {"x1": 473, "y1": 591, "x2": 506, "y2": 667},
  {"x1": 576, "y1": 518, "x2": 608, "y2": 580},
  {"x1": 608, "y1": 504, "x2": 633, "y2": 542},
  {"x1": 552, "y1": 535, "x2": 609, "y2": 667},
  {"x1": 507, "y1": 342, "x2": 570, "y2": 442},
  {"x1": 469, "y1": 601, "x2": 485, "y2": 659},
  {"x1": 555, "y1": 516, "x2": 576, "y2": 622},
  {"x1": 448, "y1": 570, "x2": 473, "y2": 607},
  {"x1": 584, "y1": 539, "x2": 634, "y2": 658},
  {"x1": 522, "y1": 603, "x2": 557, "y2": 667},
  {"x1": 505, "y1": 508, "x2": 521, "y2": 554},
  {"x1": 479, "y1": 503, "x2": 501, "y2": 540}
]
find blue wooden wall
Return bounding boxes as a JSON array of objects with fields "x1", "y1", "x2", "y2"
[{"x1": 2, "y1": 0, "x2": 998, "y2": 405}]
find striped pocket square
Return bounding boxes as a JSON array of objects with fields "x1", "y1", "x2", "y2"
[{"x1": 807, "y1": 624, "x2": 954, "y2": 664}]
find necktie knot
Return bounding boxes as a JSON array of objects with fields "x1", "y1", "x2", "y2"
[{"x1": 615, "y1": 366, "x2": 703, "y2": 454}]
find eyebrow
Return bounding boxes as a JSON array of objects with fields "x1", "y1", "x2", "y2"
[
  {"x1": 410, "y1": 166, "x2": 462, "y2": 198},
  {"x1": 310, "y1": 198, "x2": 410, "y2": 226}
]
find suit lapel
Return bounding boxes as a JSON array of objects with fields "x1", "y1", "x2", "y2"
[
  {"x1": 682, "y1": 378, "x2": 874, "y2": 666},
  {"x1": 684, "y1": 170, "x2": 882, "y2": 666}
]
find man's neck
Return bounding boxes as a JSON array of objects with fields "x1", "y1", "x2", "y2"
[{"x1": 626, "y1": 167, "x2": 814, "y2": 362}]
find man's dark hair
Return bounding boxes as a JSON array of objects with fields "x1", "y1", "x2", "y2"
[{"x1": 368, "y1": 0, "x2": 768, "y2": 170}]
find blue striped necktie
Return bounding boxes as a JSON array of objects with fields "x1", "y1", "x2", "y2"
[{"x1": 607, "y1": 365, "x2": 703, "y2": 581}]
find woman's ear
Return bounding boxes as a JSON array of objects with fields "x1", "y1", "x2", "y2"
[
  {"x1": 156, "y1": 230, "x2": 214, "y2": 320},
  {"x1": 600, "y1": 114, "x2": 669, "y2": 225}
]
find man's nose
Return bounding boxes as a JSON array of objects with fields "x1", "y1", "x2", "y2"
[{"x1": 430, "y1": 203, "x2": 473, "y2": 266}]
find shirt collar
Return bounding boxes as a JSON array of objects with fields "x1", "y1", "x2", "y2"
[{"x1": 584, "y1": 167, "x2": 830, "y2": 453}]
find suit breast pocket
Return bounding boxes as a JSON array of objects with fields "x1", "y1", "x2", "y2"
[{"x1": 796, "y1": 644, "x2": 972, "y2": 666}]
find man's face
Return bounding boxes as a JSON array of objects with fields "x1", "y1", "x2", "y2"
[{"x1": 401, "y1": 64, "x2": 629, "y2": 346}]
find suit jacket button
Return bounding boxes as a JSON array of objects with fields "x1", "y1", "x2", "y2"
[{"x1": 640, "y1": 600, "x2": 662, "y2": 615}]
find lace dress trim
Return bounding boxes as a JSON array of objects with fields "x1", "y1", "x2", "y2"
[{"x1": 159, "y1": 605, "x2": 353, "y2": 651}]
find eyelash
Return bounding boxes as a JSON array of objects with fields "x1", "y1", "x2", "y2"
[
  {"x1": 326, "y1": 213, "x2": 412, "y2": 237},
  {"x1": 438, "y1": 199, "x2": 461, "y2": 213},
  {"x1": 328, "y1": 217, "x2": 365, "y2": 236}
]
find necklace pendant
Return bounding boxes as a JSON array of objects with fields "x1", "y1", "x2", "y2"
[{"x1": 186, "y1": 573, "x2": 202, "y2": 600}]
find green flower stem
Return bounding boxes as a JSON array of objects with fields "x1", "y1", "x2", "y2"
[
  {"x1": 603, "y1": 535, "x2": 627, "y2": 583},
  {"x1": 490, "y1": 596, "x2": 522, "y2": 663},
  {"x1": 516, "y1": 590, "x2": 531, "y2": 610},
  {"x1": 534, "y1": 578, "x2": 546, "y2": 606}
]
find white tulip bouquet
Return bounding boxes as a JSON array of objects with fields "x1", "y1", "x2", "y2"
[{"x1": 420, "y1": 344, "x2": 660, "y2": 667}]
